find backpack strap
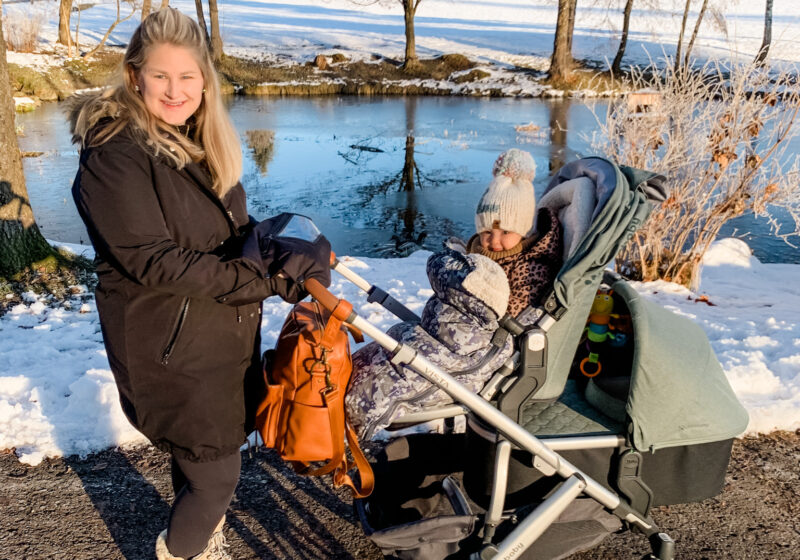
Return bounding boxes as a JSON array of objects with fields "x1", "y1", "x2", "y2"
[
  {"x1": 296, "y1": 386, "x2": 374, "y2": 498},
  {"x1": 340, "y1": 418, "x2": 374, "y2": 498}
]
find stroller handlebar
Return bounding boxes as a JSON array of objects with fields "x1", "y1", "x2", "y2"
[{"x1": 305, "y1": 278, "x2": 346, "y2": 319}]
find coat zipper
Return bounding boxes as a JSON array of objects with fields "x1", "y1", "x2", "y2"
[{"x1": 161, "y1": 298, "x2": 190, "y2": 365}]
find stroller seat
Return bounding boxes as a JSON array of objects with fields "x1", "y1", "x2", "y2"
[{"x1": 520, "y1": 380, "x2": 623, "y2": 438}]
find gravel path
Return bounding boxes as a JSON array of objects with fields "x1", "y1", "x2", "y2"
[{"x1": 1, "y1": 431, "x2": 798, "y2": 559}]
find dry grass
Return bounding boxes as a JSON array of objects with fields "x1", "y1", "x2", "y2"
[
  {"x1": 245, "y1": 130, "x2": 275, "y2": 176},
  {"x1": 2, "y1": 9, "x2": 43, "y2": 53},
  {"x1": 545, "y1": 68, "x2": 625, "y2": 94},
  {"x1": 216, "y1": 53, "x2": 476, "y2": 88},
  {"x1": 592, "y1": 58, "x2": 800, "y2": 288}
]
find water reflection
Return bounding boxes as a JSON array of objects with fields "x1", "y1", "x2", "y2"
[
  {"x1": 245, "y1": 129, "x2": 275, "y2": 176},
  {"x1": 549, "y1": 99, "x2": 569, "y2": 174},
  {"x1": 354, "y1": 98, "x2": 433, "y2": 256},
  {"x1": 15, "y1": 96, "x2": 799, "y2": 263}
]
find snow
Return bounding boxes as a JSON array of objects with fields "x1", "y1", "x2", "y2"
[
  {"x1": 4, "y1": 0, "x2": 800, "y2": 78},
  {"x1": 1, "y1": 238, "x2": 798, "y2": 465},
  {"x1": 2, "y1": 0, "x2": 798, "y2": 464}
]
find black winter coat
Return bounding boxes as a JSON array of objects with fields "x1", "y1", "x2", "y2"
[{"x1": 72, "y1": 125, "x2": 273, "y2": 462}]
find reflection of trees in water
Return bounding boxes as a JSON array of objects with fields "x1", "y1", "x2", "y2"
[
  {"x1": 245, "y1": 129, "x2": 275, "y2": 176},
  {"x1": 345, "y1": 97, "x2": 459, "y2": 256},
  {"x1": 549, "y1": 99, "x2": 569, "y2": 174}
]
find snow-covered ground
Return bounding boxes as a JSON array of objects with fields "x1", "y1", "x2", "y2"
[
  {"x1": 2, "y1": 0, "x2": 798, "y2": 465},
  {"x1": 5, "y1": 0, "x2": 800, "y2": 73},
  {"x1": 1, "y1": 238, "x2": 798, "y2": 465}
]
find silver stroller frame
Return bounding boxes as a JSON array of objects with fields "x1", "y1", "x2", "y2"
[{"x1": 307, "y1": 262, "x2": 676, "y2": 560}]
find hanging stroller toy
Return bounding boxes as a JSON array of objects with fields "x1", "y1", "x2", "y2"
[{"x1": 579, "y1": 289, "x2": 618, "y2": 377}]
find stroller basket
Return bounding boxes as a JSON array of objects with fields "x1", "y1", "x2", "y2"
[
  {"x1": 354, "y1": 435, "x2": 476, "y2": 560},
  {"x1": 357, "y1": 434, "x2": 624, "y2": 560}
]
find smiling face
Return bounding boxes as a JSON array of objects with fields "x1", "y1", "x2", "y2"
[
  {"x1": 479, "y1": 228, "x2": 523, "y2": 252},
  {"x1": 134, "y1": 42, "x2": 204, "y2": 125}
]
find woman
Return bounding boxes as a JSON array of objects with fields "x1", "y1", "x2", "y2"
[{"x1": 69, "y1": 9, "x2": 329, "y2": 560}]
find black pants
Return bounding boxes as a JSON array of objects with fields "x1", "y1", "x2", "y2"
[{"x1": 166, "y1": 451, "x2": 241, "y2": 558}]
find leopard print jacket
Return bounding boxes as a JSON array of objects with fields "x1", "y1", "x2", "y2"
[{"x1": 468, "y1": 208, "x2": 563, "y2": 318}]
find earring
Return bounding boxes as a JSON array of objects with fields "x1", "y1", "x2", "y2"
[
  {"x1": 134, "y1": 85, "x2": 140, "y2": 92},
  {"x1": 202, "y1": 88, "x2": 206, "y2": 93}
]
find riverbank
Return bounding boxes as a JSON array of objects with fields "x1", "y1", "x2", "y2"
[
  {"x1": 1, "y1": 430, "x2": 797, "y2": 559},
  {"x1": 8, "y1": 0, "x2": 800, "y2": 110},
  {"x1": 8, "y1": 45, "x2": 623, "y2": 110}
]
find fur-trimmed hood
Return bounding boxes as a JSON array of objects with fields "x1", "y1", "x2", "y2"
[{"x1": 64, "y1": 90, "x2": 121, "y2": 146}]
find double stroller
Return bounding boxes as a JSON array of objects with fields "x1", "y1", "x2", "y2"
[{"x1": 306, "y1": 157, "x2": 749, "y2": 560}]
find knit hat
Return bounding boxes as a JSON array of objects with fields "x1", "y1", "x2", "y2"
[{"x1": 475, "y1": 149, "x2": 537, "y2": 238}]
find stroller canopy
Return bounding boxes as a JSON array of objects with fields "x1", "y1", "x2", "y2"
[
  {"x1": 542, "y1": 157, "x2": 665, "y2": 312},
  {"x1": 532, "y1": 158, "x2": 665, "y2": 401},
  {"x1": 536, "y1": 158, "x2": 747, "y2": 450},
  {"x1": 612, "y1": 281, "x2": 749, "y2": 451}
]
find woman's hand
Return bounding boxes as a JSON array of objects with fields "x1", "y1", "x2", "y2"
[
  {"x1": 242, "y1": 215, "x2": 332, "y2": 303},
  {"x1": 263, "y1": 234, "x2": 332, "y2": 289},
  {"x1": 268, "y1": 275, "x2": 306, "y2": 303}
]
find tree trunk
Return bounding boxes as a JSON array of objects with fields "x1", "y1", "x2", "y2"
[
  {"x1": 611, "y1": 0, "x2": 635, "y2": 75},
  {"x1": 58, "y1": 0, "x2": 72, "y2": 47},
  {"x1": 401, "y1": 0, "x2": 419, "y2": 69},
  {"x1": 0, "y1": 11, "x2": 53, "y2": 277},
  {"x1": 675, "y1": 0, "x2": 692, "y2": 71},
  {"x1": 566, "y1": 0, "x2": 576, "y2": 54},
  {"x1": 141, "y1": 0, "x2": 151, "y2": 21},
  {"x1": 194, "y1": 0, "x2": 211, "y2": 52},
  {"x1": 755, "y1": 0, "x2": 773, "y2": 65},
  {"x1": 208, "y1": 0, "x2": 223, "y2": 62},
  {"x1": 161, "y1": 0, "x2": 170, "y2": 8},
  {"x1": 683, "y1": 0, "x2": 709, "y2": 67},
  {"x1": 549, "y1": 0, "x2": 577, "y2": 83}
]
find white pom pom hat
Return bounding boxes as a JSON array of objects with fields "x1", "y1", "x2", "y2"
[{"x1": 475, "y1": 149, "x2": 537, "y2": 238}]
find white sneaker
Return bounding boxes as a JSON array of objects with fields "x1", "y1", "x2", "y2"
[{"x1": 155, "y1": 517, "x2": 231, "y2": 560}]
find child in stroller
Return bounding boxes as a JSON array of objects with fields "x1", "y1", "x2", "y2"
[{"x1": 346, "y1": 149, "x2": 564, "y2": 441}]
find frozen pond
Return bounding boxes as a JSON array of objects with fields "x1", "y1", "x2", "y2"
[{"x1": 17, "y1": 96, "x2": 800, "y2": 263}]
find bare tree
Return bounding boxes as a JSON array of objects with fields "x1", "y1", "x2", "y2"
[
  {"x1": 58, "y1": 0, "x2": 72, "y2": 47},
  {"x1": 194, "y1": 0, "x2": 212, "y2": 55},
  {"x1": 755, "y1": 0, "x2": 773, "y2": 65},
  {"x1": 208, "y1": 0, "x2": 223, "y2": 61},
  {"x1": 142, "y1": 0, "x2": 152, "y2": 21},
  {"x1": 549, "y1": 0, "x2": 578, "y2": 83},
  {"x1": 675, "y1": 0, "x2": 691, "y2": 69},
  {"x1": 398, "y1": 0, "x2": 423, "y2": 69},
  {"x1": 611, "y1": 0, "x2": 635, "y2": 75},
  {"x1": 675, "y1": 0, "x2": 710, "y2": 70},
  {"x1": 348, "y1": 1, "x2": 423, "y2": 70},
  {"x1": 683, "y1": 0, "x2": 709, "y2": 67},
  {"x1": 0, "y1": 9, "x2": 53, "y2": 277},
  {"x1": 84, "y1": 0, "x2": 137, "y2": 58}
]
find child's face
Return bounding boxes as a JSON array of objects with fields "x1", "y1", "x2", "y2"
[{"x1": 479, "y1": 228, "x2": 522, "y2": 252}]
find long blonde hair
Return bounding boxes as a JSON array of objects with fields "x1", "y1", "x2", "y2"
[{"x1": 69, "y1": 8, "x2": 241, "y2": 197}]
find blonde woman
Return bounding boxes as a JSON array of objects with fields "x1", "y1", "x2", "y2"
[{"x1": 69, "y1": 9, "x2": 330, "y2": 560}]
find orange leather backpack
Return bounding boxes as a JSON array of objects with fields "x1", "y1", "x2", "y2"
[{"x1": 255, "y1": 299, "x2": 374, "y2": 497}]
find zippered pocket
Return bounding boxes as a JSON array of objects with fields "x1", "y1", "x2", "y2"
[{"x1": 160, "y1": 298, "x2": 190, "y2": 365}]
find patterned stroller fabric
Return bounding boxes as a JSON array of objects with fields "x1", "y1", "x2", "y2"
[{"x1": 346, "y1": 249, "x2": 514, "y2": 440}]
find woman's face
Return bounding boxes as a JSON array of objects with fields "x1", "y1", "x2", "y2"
[
  {"x1": 135, "y1": 43, "x2": 204, "y2": 126},
  {"x1": 480, "y1": 228, "x2": 522, "y2": 252}
]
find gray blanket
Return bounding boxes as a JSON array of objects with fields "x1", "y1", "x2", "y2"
[{"x1": 346, "y1": 249, "x2": 514, "y2": 440}]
